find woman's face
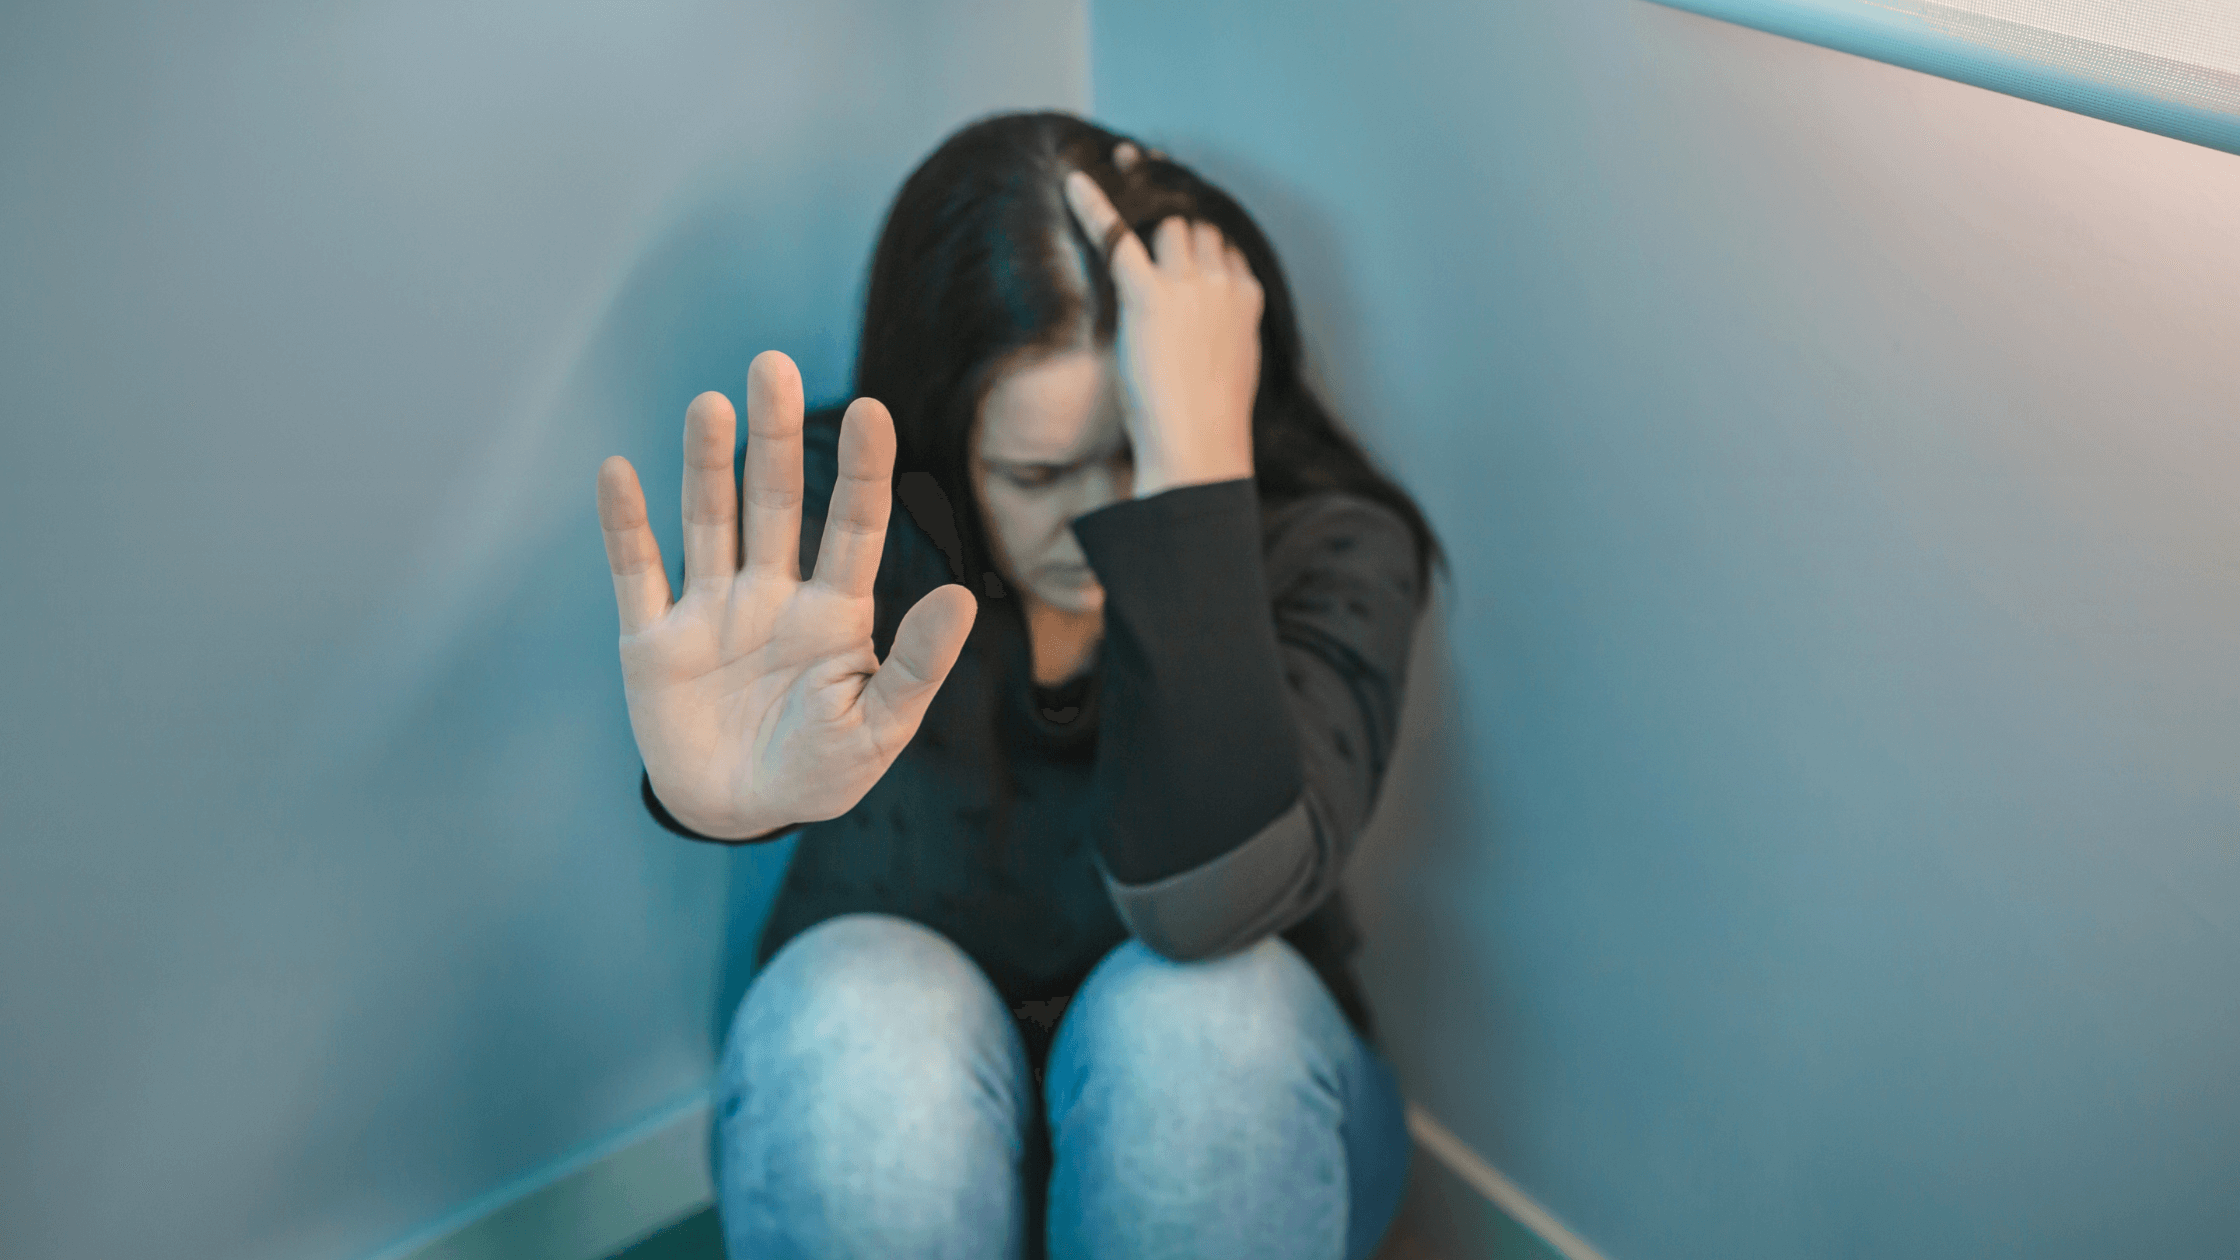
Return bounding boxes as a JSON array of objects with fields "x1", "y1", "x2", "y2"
[{"x1": 969, "y1": 345, "x2": 1133, "y2": 615}]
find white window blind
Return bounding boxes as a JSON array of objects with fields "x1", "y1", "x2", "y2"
[{"x1": 1648, "y1": 0, "x2": 2240, "y2": 154}]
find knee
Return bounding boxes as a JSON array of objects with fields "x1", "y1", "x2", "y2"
[
  {"x1": 1052, "y1": 934, "x2": 1343, "y2": 1100},
  {"x1": 716, "y1": 916, "x2": 1033, "y2": 1256},
  {"x1": 726, "y1": 913, "x2": 1019, "y2": 1093}
]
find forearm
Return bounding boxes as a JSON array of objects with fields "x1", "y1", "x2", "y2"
[
  {"x1": 1071, "y1": 482, "x2": 1422, "y2": 959},
  {"x1": 1073, "y1": 479, "x2": 1305, "y2": 885}
]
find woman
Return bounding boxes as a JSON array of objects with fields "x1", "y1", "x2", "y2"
[{"x1": 594, "y1": 112, "x2": 1444, "y2": 1260}]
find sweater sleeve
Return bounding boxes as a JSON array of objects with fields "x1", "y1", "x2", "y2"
[{"x1": 1068, "y1": 478, "x2": 1423, "y2": 961}]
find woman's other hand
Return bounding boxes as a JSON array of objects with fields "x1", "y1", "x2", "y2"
[
  {"x1": 1062, "y1": 165, "x2": 1263, "y2": 500},
  {"x1": 595, "y1": 351, "x2": 979, "y2": 839}
]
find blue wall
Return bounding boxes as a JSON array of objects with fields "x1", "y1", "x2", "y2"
[
  {"x1": 0, "y1": 4, "x2": 1082, "y2": 1258},
  {"x1": 1093, "y1": 2, "x2": 2240, "y2": 1257},
  {"x1": 9, "y1": 2, "x2": 2237, "y2": 1256}
]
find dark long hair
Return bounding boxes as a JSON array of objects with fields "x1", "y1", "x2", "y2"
[{"x1": 853, "y1": 110, "x2": 1445, "y2": 610}]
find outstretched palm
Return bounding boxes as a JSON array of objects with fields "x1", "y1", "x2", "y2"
[{"x1": 596, "y1": 351, "x2": 979, "y2": 840}]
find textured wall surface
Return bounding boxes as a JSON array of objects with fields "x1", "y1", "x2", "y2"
[
  {"x1": 0, "y1": 4, "x2": 1083, "y2": 1258},
  {"x1": 1093, "y1": 3, "x2": 2240, "y2": 1257}
]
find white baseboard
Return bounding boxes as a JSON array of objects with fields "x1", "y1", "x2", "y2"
[
  {"x1": 1405, "y1": 1103, "x2": 1611, "y2": 1260},
  {"x1": 367, "y1": 1087, "x2": 717, "y2": 1260},
  {"x1": 361, "y1": 1089, "x2": 1602, "y2": 1260}
]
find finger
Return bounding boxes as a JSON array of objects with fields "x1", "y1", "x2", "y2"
[
  {"x1": 1154, "y1": 216, "x2": 1196, "y2": 274},
  {"x1": 1063, "y1": 171, "x2": 1156, "y2": 300},
  {"x1": 1113, "y1": 141, "x2": 1141, "y2": 172},
  {"x1": 1061, "y1": 170, "x2": 1122, "y2": 248},
  {"x1": 742, "y1": 350, "x2": 806, "y2": 579},
  {"x1": 862, "y1": 583, "x2": 979, "y2": 751},
  {"x1": 597, "y1": 456, "x2": 672, "y2": 634},
  {"x1": 1230, "y1": 246, "x2": 1265, "y2": 315},
  {"x1": 1191, "y1": 221, "x2": 1226, "y2": 274},
  {"x1": 811, "y1": 395, "x2": 898, "y2": 599},
  {"x1": 679, "y1": 391, "x2": 739, "y2": 589}
]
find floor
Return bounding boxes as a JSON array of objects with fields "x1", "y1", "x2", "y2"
[{"x1": 607, "y1": 1143, "x2": 1563, "y2": 1260}]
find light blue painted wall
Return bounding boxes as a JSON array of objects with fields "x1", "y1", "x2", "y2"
[
  {"x1": 1093, "y1": 3, "x2": 2240, "y2": 1257},
  {"x1": 0, "y1": 4, "x2": 1082, "y2": 1258}
]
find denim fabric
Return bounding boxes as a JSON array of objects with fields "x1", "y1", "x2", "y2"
[{"x1": 713, "y1": 913, "x2": 1412, "y2": 1260}]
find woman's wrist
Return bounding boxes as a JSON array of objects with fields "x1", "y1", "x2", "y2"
[
  {"x1": 1131, "y1": 470, "x2": 1247, "y2": 500},
  {"x1": 648, "y1": 771, "x2": 787, "y2": 842},
  {"x1": 1128, "y1": 442, "x2": 1253, "y2": 500},
  {"x1": 683, "y1": 804, "x2": 791, "y2": 843}
]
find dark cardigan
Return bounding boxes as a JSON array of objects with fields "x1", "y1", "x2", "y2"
[{"x1": 642, "y1": 406, "x2": 1423, "y2": 1073}]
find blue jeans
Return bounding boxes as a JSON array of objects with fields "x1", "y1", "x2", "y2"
[{"x1": 712, "y1": 913, "x2": 1412, "y2": 1260}]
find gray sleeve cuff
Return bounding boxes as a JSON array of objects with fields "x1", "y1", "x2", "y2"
[{"x1": 1096, "y1": 794, "x2": 1326, "y2": 961}]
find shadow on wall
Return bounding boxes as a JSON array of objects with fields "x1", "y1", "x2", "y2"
[
  {"x1": 262, "y1": 165, "x2": 871, "y2": 1222},
  {"x1": 1344, "y1": 575, "x2": 1527, "y2": 1155},
  {"x1": 545, "y1": 166, "x2": 886, "y2": 1059},
  {"x1": 479, "y1": 168, "x2": 866, "y2": 1059}
]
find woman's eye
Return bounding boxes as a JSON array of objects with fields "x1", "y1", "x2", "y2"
[{"x1": 1006, "y1": 466, "x2": 1064, "y2": 489}]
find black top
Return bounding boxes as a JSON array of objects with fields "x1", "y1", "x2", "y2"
[{"x1": 641, "y1": 407, "x2": 1424, "y2": 1074}]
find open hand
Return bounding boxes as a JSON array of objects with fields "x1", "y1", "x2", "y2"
[
  {"x1": 1062, "y1": 164, "x2": 1263, "y2": 499},
  {"x1": 595, "y1": 352, "x2": 979, "y2": 839}
]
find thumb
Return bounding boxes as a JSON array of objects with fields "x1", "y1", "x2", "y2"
[{"x1": 862, "y1": 584, "x2": 979, "y2": 748}]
